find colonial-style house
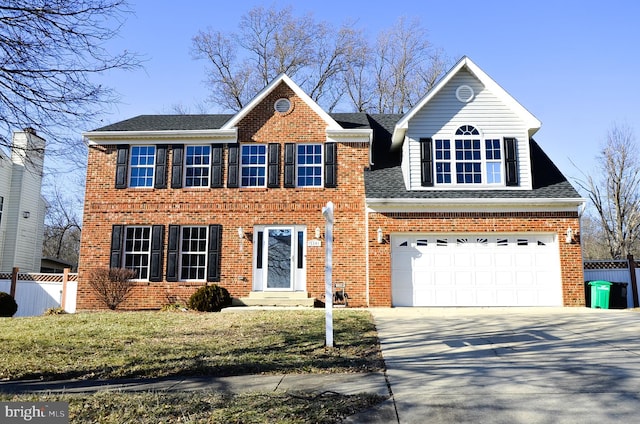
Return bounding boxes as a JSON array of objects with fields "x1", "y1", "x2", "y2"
[{"x1": 77, "y1": 57, "x2": 585, "y2": 309}]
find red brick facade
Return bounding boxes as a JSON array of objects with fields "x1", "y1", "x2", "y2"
[
  {"x1": 78, "y1": 76, "x2": 586, "y2": 310},
  {"x1": 77, "y1": 82, "x2": 371, "y2": 310}
]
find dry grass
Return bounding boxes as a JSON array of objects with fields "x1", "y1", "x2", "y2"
[
  {"x1": 0, "y1": 309, "x2": 383, "y2": 381},
  {"x1": 0, "y1": 309, "x2": 386, "y2": 422}
]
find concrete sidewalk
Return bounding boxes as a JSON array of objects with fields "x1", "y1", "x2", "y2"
[{"x1": 0, "y1": 371, "x2": 397, "y2": 423}]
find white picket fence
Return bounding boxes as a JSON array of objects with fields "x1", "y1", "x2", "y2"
[
  {"x1": 584, "y1": 259, "x2": 639, "y2": 309},
  {"x1": 0, "y1": 271, "x2": 77, "y2": 317}
]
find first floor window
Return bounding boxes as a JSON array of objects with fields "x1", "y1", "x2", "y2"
[
  {"x1": 297, "y1": 144, "x2": 322, "y2": 187},
  {"x1": 129, "y1": 146, "x2": 156, "y2": 187},
  {"x1": 180, "y1": 226, "x2": 208, "y2": 280},
  {"x1": 124, "y1": 226, "x2": 151, "y2": 279},
  {"x1": 241, "y1": 144, "x2": 267, "y2": 187}
]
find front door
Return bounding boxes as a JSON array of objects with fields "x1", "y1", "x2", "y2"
[
  {"x1": 265, "y1": 227, "x2": 293, "y2": 290},
  {"x1": 252, "y1": 225, "x2": 307, "y2": 292}
]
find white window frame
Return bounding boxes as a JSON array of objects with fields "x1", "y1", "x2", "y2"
[
  {"x1": 240, "y1": 144, "x2": 267, "y2": 188},
  {"x1": 179, "y1": 226, "x2": 208, "y2": 281},
  {"x1": 296, "y1": 143, "x2": 323, "y2": 187},
  {"x1": 184, "y1": 145, "x2": 211, "y2": 187},
  {"x1": 124, "y1": 226, "x2": 151, "y2": 281},
  {"x1": 129, "y1": 145, "x2": 156, "y2": 188},
  {"x1": 433, "y1": 126, "x2": 505, "y2": 187}
]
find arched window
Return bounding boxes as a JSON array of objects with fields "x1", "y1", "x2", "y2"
[{"x1": 432, "y1": 125, "x2": 504, "y2": 185}]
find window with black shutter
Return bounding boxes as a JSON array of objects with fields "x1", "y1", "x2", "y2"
[
  {"x1": 420, "y1": 138, "x2": 434, "y2": 187},
  {"x1": 324, "y1": 143, "x2": 337, "y2": 188},
  {"x1": 115, "y1": 146, "x2": 129, "y2": 189},
  {"x1": 504, "y1": 137, "x2": 518, "y2": 186},
  {"x1": 211, "y1": 145, "x2": 224, "y2": 188},
  {"x1": 149, "y1": 225, "x2": 164, "y2": 282},
  {"x1": 171, "y1": 145, "x2": 184, "y2": 189},
  {"x1": 207, "y1": 224, "x2": 223, "y2": 282}
]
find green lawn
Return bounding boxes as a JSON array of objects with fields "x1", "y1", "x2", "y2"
[{"x1": 0, "y1": 309, "x2": 387, "y2": 423}]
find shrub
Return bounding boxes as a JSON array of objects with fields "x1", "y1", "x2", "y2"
[
  {"x1": 0, "y1": 292, "x2": 18, "y2": 317},
  {"x1": 44, "y1": 307, "x2": 67, "y2": 315},
  {"x1": 187, "y1": 284, "x2": 232, "y2": 312},
  {"x1": 89, "y1": 268, "x2": 137, "y2": 310}
]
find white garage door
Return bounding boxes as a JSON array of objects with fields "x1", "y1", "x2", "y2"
[{"x1": 391, "y1": 234, "x2": 563, "y2": 307}]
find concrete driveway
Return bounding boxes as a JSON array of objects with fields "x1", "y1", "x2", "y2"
[{"x1": 370, "y1": 307, "x2": 640, "y2": 424}]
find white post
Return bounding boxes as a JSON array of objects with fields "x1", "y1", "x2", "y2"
[{"x1": 322, "y1": 201, "x2": 334, "y2": 347}]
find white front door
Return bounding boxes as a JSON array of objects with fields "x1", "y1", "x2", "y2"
[{"x1": 253, "y1": 226, "x2": 306, "y2": 292}]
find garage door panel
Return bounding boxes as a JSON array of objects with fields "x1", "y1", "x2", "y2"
[{"x1": 391, "y1": 233, "x2": 562, "y2": 307}]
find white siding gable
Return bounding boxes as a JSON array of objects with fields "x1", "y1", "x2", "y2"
[{"x1": 404, "y1": 68, "x2": 533, "y2": 191}]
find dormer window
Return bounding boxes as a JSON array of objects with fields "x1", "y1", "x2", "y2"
[{"x1": 421, "y1": 125, "x2": 518, "y2": 187}]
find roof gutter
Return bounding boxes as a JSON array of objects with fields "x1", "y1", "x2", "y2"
[{"x1": 82, "y1": 128, "x2": 238, "y2": 144}]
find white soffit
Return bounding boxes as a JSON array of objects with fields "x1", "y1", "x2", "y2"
[{"x1": 82, "y1": 128, "x2": 238, "y2": 145}]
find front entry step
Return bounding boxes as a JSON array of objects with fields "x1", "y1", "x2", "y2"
[{"x1": 236, "y1": 291, "x2": 315, "y2": 307}]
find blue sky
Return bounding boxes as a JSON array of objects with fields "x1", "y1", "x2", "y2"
[{"x1": 95, "y1": 0, "x2": 640, "y2": 186}]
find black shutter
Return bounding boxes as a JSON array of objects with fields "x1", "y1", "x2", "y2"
[
  {"x1": 110, "y1": 225, "x2": 124, "y2": 268},
  {"x1": 171, "y1": 145, "x2": 184, "y2": 188},
  {"x1": 324, "y1": 143, "x2": 337, "y2": 188},
  {"x1": 166, "y1": 225, "x2": 180, "y2": 282},
  {"x1": 211, "y1": 145, "x2": 223, "y2": 188},
  {"x1": 154, "y1": 145, "x2": 168, "y2": 189},
  {"x1": 149, "y1": 225, "x2": 164, "y2": 282},
  {"x1": 504, "y1": 137, "x2": 518, "y2": 186},
  {"x1": 420, "y1": 138, "x2": 434, "y2": 187},
  {"x1": 207, "y1": 224, "x2": 222, "y2": 282},
  {"x1": 227, "y1": 145, "x2": 239, "y2": 188},
  {"x1": 267, "y1": 143, "x2": 280, "y2": 188},
  {"x1": 115, "y1": 145, "x2": 129, "y2": 189},
  {"x1": 284, "y1": 143, "x2": 296, "y2": 188}
]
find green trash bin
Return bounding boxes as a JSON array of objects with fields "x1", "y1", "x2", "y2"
[{"x1": 589, "y1": 281, "x2": 612, "y2": 309}]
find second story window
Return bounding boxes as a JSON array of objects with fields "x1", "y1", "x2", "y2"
[
  {"x1": 185, "y1": 145, "x2": 211, "y2": 187},
  {"x1": 241, "y1": 144, "x2": 267, "y2": 187},
  {"x1": 129, "y1": 146, "x2": 156, "y2": 187},
  {"x1": 429, "y1": 126, "x2": 506, "y2": 186},
  {"x1": 297, "y1": 144, "x2": 322, "y2": 187}
]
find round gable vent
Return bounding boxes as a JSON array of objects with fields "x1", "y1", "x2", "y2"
[
  {"x1": 456, "y1": 85, "x2": 475, "y2": 103},
  {"x1": 274, "y1": 98, "x2": 292, "y2": 114}
]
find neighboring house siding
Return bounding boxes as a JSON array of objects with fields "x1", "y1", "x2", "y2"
[
  {"x1": 405, "y1": 70, "x2": 532, "y2": 190},
  {"x1": 77, "y1": 83, "x2": 371, "y2": 310},
  {"x1": 0, "y1": 131, "x2": 45, "y2": 273}
]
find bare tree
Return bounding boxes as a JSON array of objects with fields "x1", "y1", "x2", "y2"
[
  {"x1": 575, "y1": 124, "x2": 640, "y2": 259},
  {"x1": 372, "y1": 17, "x2": 448, "y2": 113},
  {"x1": 0, "y1": 1, "x2": 140, "y2": 158},
  {"x1": 192, "y1": 6, "x2": 446, "y2": 113},
  {"x1": 42, "y1": 183, "x2": 82, "y2": 267}
]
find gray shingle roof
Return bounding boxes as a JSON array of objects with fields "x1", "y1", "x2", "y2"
[
  {"x1": 364, "y1": 140, "x2": 581, "y2": 200},
  {"x1": 93, "y1": 115, "x2": 234, "y2": 131}
]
